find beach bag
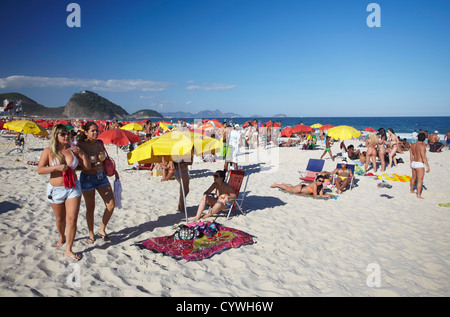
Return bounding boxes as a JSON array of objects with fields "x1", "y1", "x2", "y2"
[
  {"x1": 100, "y1": 141, "x2": 116, "y2": 177},
  {"x1": 103, "y1": 156, "x2": 116, "y2": 177},
  {"x1": 174, "y1": 225, "x2": 201, "y2": 240}
]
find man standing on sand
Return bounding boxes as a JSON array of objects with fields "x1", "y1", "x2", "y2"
[
  {"x1": 445, "y1": 130, "x2": 450, "y2": 149},
  {"x1": 410, "y1": 132, "x2": 430, "y2": 199}
]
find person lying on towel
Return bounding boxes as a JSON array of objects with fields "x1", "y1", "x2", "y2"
[{"x1": 270, "y1": 175, "x2": 332, "y2": 199}]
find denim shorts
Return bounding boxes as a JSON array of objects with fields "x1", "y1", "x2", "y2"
[
  {"x1": 80, "y1": 171, "x2": 111, "y2": 191},
  {"x1": 47, "y1": 180, "x2": 82, "y2": 204}
]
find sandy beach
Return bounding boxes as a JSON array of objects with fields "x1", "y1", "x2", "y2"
[{"x1": 0, "y1": 132, "x2": 449, "y2": 297}]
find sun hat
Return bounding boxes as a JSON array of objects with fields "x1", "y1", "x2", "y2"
[{"x1": 434, "y1": 130, "x2": 438, "y2": 134}]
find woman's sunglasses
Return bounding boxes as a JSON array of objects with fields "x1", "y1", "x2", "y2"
[{"x1": 58, "y1": 132, "x2": 69, "y2": 137}]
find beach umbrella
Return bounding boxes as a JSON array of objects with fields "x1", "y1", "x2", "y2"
[
  {"x1": 159, "y1": 122, "x2": 172, "y2": 132},
  {"x1": 319, "y1": 124, "x2": 334, "y2": 131},
  {"x1": 98, "y1": 128, "x2": 142, "y2": 169},
  {"x1": 200, "y1": 122, "x2": 217, "y2": 130},
  {"x1": 127, "y1": 131, "x2": 222, "y2": 223},
  {"x1": 98, "y1": 128, "x2": 141, "y2": 146},
  {"x1": 292, "y1": 124, "x2": 312, "y2": 134},
  {"x1": 311, "y1": 123, "x2": 323, "y2": 129},
  {"x1": 363, "y1": 127, "x2": 376, "y2": 132},
  {"x1": 4, "y1": 120, "x2": 49, "y2": 137},
  {"x1": 327, "y1": 125, "x2": 361, "y2": 141},
  {"x1": 121, "y1": 122, "x2": 143, "y2": 131},
  {"x1": 281, "y1": 126, "x2": 293, "y2": 137},
  {"x1": 127, "y1": 131, "x2": 222, "y2": 165},
  {"x1": 242, "y1": 120, "x2": 254, "y2": 128}
]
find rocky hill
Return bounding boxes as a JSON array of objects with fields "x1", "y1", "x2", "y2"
[
  {"x1": 129, "y1": 109, "x2": 163, "y2": 119},
  {"x1": 62, "y1": 91, "x2": 129, "y2": 119},
  {"x1": 0, "y1": 92, "x2": 65, "y2": 117}
]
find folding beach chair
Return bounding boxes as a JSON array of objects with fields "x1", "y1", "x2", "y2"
[
  {"x1": 211, "y1": 170, "x2": 249, "y2": 219},
  {"x1": 332, "y1": 163, "x2": 356, "y2": 190},
  {"x1": 298, "y1": 159, "x2": 325, "y2": 183}
]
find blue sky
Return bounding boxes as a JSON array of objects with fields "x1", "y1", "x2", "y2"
[{"x1": 1, "y1": 0, "x2": 449, "y2": 117}]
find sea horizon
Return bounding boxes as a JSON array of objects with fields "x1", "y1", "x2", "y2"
[{"x1": 141, "y1": 115, "x2": 450, "y2": 136}]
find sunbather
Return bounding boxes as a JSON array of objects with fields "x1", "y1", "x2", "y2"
[
  {"x1": 270, "y1": 175, "x2": 332, "y2": 199},
  {"x1": 192, "y1": 170, "x2": 237, "y2": 221},
  {"x1": 330, "y1": 161, "x2": 354, "y2": 194}
]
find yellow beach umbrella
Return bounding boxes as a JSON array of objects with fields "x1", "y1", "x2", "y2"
[
  {"x1": 127, "y1": 131, "x2": 222, "y2": 165},
  {"x1": 159, "y1": 122, "x2": 172, "y2": 132},
  {"x1": 327, "y1": 125, "x2": 361, "y2": 141},
  {"x1": 121, "y1": 122, "x2": 143, "y2": 131},
  {"x1": 127, "y1": 130, "x2": 222, "y2": 223},
  {"x1": 310, "y1": 123, "x2": 323, "y2": 129},
  {"x1": 4, "y1": 120, "x2": 49, "y2": 137}
]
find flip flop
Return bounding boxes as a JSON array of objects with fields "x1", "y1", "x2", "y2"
[
  {"x1": 66, "y1": 253, "x2": 82, "y2": 262},
  {"x1": 98, "y1": 232, "x2": 110, "y2": 242}
]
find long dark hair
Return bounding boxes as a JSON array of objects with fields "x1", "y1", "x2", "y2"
[{"x1": 378, "y1": 128, "x2": 386, "y2": 141}]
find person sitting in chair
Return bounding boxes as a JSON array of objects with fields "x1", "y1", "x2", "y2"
[
  {"x1": 192, "y1": 170, "x2": 237, "y2": 221},
  {"x1": 330, "y1": 161, "x2": 354, "y2": 194}
]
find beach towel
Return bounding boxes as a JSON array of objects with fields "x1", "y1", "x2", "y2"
[
  {"x1": 114, "y1": 179, "x2": 122, "y2": 209},
  {"x1": 279, "y1": 189, "x2": 337, "y2": 200},
  {"x1": 136, "y1": 223, "x2": 254, "y2": 261},
  {"x1": 377, "y1": 173, "x2": 411, "y2": 182}
]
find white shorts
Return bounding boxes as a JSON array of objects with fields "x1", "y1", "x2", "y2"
[{"x1": 411, "y1": 161, "x2": 425, "y2": 169}]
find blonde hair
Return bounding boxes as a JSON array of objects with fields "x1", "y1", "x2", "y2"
[
  {"x1": 49, "y1": 124, "x2": 69, "y2": 165},
  {"x1": 368, "y1": 132, "x2": 377, "y2": 146}
]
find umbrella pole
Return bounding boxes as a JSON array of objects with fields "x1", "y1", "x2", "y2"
[{"x1": 177, "y1": 158, "x2": 188, "y2": 224}]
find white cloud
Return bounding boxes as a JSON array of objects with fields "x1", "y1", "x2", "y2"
[
  {"x1": 185, "y1": 83, "x2": 238, "y2": 91},
  {"x1": 0, "y1": 75, "x2": 175, "y2": 92}
]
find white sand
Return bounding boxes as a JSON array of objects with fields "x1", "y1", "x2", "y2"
[{"x1": 1, "y1": 133, "x2": 449, "y2": 297}]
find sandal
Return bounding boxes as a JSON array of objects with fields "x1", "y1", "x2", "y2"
[
  {"x1": 98, "y1": 232, "x2": 110, "y2": 242},
  {"x1": 65, "y1": 253, "x2": 82, "y2": 262}
]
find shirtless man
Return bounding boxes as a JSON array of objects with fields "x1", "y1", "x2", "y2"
[
  {"x1": 193, "y1": 170, "x2": 237, "y2": 221},
  {"x1": 143, "y1": 120, "x2": 152, "y2": 141},
  {"x1": 445, "y1": 130, "x2": 450, "y2": 149},
  {"x1": 428, "y1": 131, "x2": 444, "y2": 152},
  {"x1": 410, "y1": 133, "x2": 430, "y2": 199}
]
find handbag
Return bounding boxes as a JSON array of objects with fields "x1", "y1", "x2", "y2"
[{"x1": 100, "y1": 141, "x2": 116, "y2": 177}]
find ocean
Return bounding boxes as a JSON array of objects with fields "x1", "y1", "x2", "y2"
[{"x1": 155, "y1": 116, "x2": 450, "y2": 140}]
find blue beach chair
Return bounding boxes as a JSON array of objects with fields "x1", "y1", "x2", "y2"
[{"x1": 298, "y1": 159, "x2": 325, "y2": 183}]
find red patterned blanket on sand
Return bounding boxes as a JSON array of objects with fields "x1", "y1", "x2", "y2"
[{"x1": 137, "y1": 224, "x2": 254, "y2": 261}]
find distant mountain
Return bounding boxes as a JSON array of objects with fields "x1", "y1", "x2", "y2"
[
  {"x1": 129, "y1": 109, "x2": 163, "y2": 118},
  {"x1": 0, "y1": 92, "x2": 65, "y2": 117},
  {"x1": 273, "y1": 114, "x2": 287, "y2": 117},
  {"x1": 63, "y1": 91, "x2": 129, "y2": 119},
  {"x1": 162, "y1": 109, "x2": 241, "y2": 118}
]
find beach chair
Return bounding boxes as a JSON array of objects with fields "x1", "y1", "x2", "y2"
[
  {"x1": 298, "y1": 159, "x2": 325, "y2": 183},
  {"x1": 332, "y1": 163, "x2": 356, "y2": 190},
  {"x1": 211, "y1": 170, "x2": 249, "y2": 219}
]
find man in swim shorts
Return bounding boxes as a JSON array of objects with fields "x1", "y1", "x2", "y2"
[{"x1": 410, "y1": 132, "x2": 430, "y2": 199}]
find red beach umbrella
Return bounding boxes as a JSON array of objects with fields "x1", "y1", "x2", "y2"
[
  {"x1": 319, "y1": 124, "x2": 334, "y2": 131},
  {"x1": 97, "y1": 128, "x2": 141, "y2": 146},
  {"x1": 281, "y1": 126, "x2": 293, "y2": 137},
  {"x1": 292, "y1": 124, "x2": 312, "y2": 134},
  {"x1": 363, "y1": 127, "x2": 376, "y2": 132}
]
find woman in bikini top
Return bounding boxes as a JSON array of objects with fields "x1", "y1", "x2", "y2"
[{"x1": 38, "y1": 124, "x2": 89, "y2": 187}]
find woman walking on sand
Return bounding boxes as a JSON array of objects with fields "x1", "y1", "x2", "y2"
[
  {"x1": 38, "y1": 124, "x2": 90, "y2": 261},
  {"x1": 78, "y1": 122, "x2": 119, "y2": 244}
]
